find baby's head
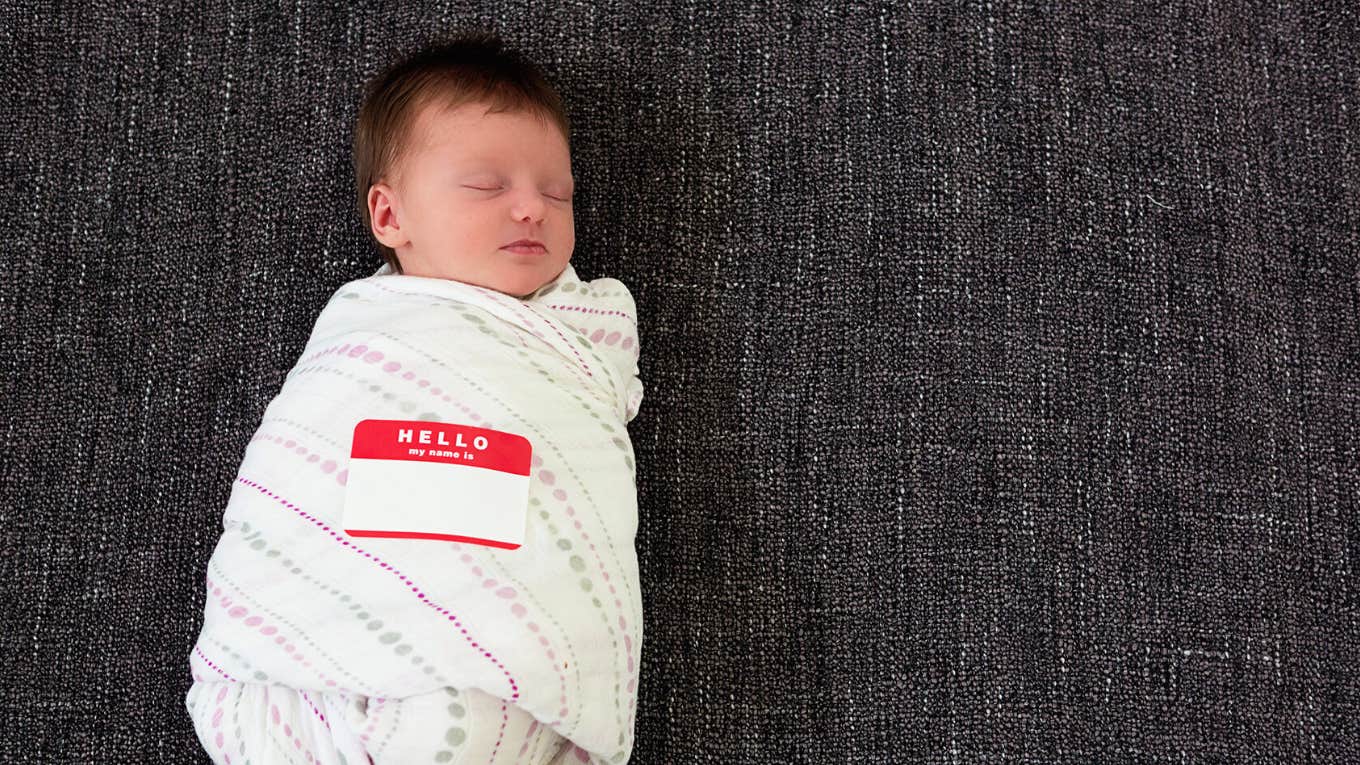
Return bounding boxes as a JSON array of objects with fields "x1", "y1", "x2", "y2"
[{"x1": 353, "y1": 31, "x2": 575, "y2": 299}]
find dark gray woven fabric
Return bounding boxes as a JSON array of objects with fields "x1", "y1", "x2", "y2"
[{"x1": 2, "y1": 1, "x2": 1357, "y2": 762}]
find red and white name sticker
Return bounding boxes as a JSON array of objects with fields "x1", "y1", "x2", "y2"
[{"x1": 342, "y1": 419, "x2": 533, "y2": 549}]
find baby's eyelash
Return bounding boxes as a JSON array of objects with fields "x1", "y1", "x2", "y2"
[{"x1": 464, "y1": 185, "x2": 571, "y2": 202}]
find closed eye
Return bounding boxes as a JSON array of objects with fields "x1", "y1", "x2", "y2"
[{"x1": 465, "y1": 185, "x2": 572, "y2": 203}]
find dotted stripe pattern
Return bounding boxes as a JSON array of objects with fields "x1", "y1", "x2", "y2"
[
  {"x1": 188, "y1": 264, "x2": 645, "y2": 764},
  {"x1": 254, "y1": 337, "x2": 639, "y2": 733},
  {"x1": 234, "y1": 476, "x2": 524, "y2": 699}
]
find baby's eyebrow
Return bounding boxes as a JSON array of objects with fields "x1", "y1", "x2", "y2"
[
  {"x1": 456, "y1": 163, "x2": 573, "y2": 189},
  {"x1": 538, "y1": 174, "x2": 575, "y2": 191}
]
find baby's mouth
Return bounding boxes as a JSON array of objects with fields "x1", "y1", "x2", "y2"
[{"x1": 501, "y1": 242, "x2": 548, "y2": 255}]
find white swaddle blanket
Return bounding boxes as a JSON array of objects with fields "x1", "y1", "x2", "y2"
[{"x1": 185, "y1": 262, "x2": 644, "y2": 764}]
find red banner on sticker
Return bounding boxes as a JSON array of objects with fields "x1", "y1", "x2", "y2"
[{"x1": 350, "y1": 419, "x2": 532, "y2": 475}]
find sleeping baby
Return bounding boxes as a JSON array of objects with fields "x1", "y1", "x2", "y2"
[{"x1": 185, "y1": 31, "x2": 645, "y2": 765}]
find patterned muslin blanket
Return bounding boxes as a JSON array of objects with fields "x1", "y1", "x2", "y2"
[{"x1": 186, "y1": 262, "x2": 644, "y2": 764}]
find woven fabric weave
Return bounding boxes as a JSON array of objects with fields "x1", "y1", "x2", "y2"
[{"x1": 1, "y1": 2, "x2": 1357, "y2": 762}]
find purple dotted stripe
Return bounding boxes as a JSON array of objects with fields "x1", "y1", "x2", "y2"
[
  {"x1": 455, "y1": 545, "x2": 573, "y2": 723},
  {"x1": 297, "y1": 689, "x2": 333, "y2": 732},
  {"x1": 363, "y1": 280, "x2": 468, "y2": 305},
  {"x1": 499, "y1": 324, "x2": 600, "y2": 396},
  {"x1": 191, "y1": 630, "x2": 330, "y2": 762},
  {"x1": 542, "y1": 303, "x2": 637, "y2": 325},
  {"x1": 272, "y1": 341, "x2": 608, "y2": 723},
  {"x1": 529, "y1": 454, "x2": 640, "y2": 698},
  {"x1": 468, "y1": 284, "x2": 597, "y2": 380},
  {"x1": 234, "y1": 477, "x2": 523, "y2": 703},
  {"x1": 253, "y1": 343, "x2": 494, "y2": 486},
  {"x1": 191, "y1": 645, "x2": 239, "y2": 683},
  {"x1": 368, "y1": 328, "x2": 590, "y2": 435},
  {"x1": 490, "y1": 699, "x2": 510, "y2": 762}
]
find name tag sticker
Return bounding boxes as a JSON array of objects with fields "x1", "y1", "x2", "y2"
[{"x1": 343, "y1": 419, "x2": 533, "y2": 549}]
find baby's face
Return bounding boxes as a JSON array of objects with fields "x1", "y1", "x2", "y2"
[{"x1": 367, "y1": 100, "x2": 575, "y2": 298}]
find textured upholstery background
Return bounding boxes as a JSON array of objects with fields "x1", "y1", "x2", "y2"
[{"x1": 2, "y1": 1, "x2": 1357, "y2": 762}]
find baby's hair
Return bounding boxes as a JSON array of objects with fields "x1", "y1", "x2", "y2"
[{"x1": 352, "y1": 30, "x2": 571, "y2": 274}]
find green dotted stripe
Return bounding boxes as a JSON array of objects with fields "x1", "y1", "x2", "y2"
[
  {"x1": 372, "y1": 326, "x2": 636, "y2": 738},
  {"x1": 375, "y1": 328, "x2": 638, "y2": 609},
  {"x1": 206, "y1": 554, "x2": 378, "y2": 693},
  {"x1": 211, "y1": 522, "x2": 455, "y2": 693},
  {"x1": 259, "y1": 414, "x2": 347, "y2": 451},
  {"x1": 431, "y1": 686, "x2": 470, "y2": 763}
]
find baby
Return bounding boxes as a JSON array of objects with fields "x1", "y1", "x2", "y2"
[
  {"x1": 186, "y1": 31, "x2": 644, "y2": 765},
  {"x1": 354, "y1": 32, "x2": 577, "y2": 300}
]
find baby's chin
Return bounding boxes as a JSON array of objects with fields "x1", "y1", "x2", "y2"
[
  {"x1": 481, "y1": 276, "x2": 551, "y2": 300},
  {"x1": 405, "y1": 265, "x2": 555, "y2": 300},
  {"x1": 502, "y1": 266, "x2": 570, "y2": 300},
  {"x1": 508, "y1": 281, "x2": 553, "y2": 300}
]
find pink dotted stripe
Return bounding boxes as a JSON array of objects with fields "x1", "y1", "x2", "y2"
[
  {"x1": 516, "y1": 717, "x2": 541, "y2": 761},
  {"x1": 456, "y1": 545, "x2": 573, "y2": 723},
  {"x1": 359, "y1": 696, "x2": 387, "y2": 746},
  {"x1": 190, "y1": 648, "x2": 330, "y2": 763},
  {"x1": 356, "y1": 279, "x2": 594, "y2": 377},
  {"x1": 252, "y1": 416, "x2": 591, "y2": 723},
  {"x1": 234, "y1": 477, "x2": 523, "y2": 703},
  {"x1": 254, "y1": 389, "x2": 573, "y2": 718},
  {"x1": 468, "y1": 284, "x2": 597, "y2": 380},
  {"x1": 259, "y1": 338, "x2": 635, "y2": 728},
  {"x1": 500, "y1": 323, "x2": 601, "y2": 399},
  {"x1": 248, "y1": 407, "x2": 593, "y2": 725},
  {"x1": 249, "y1": 431, "x2": 346, "y2": 483},
  {"x1": 582, "y1": 326, "x2": 636, "y2": 352},
  {"x1": 263, "y1": 691, "x2": 327, "y2": 763},
  {"x1": 527, "y1": 454, "x2": 641, "y2": 702},
  {"x1": 294, "y1": 340, "x2": 489, "y2": 423},
  {"x1": 202, "y1": 571, "x2": 350, "y2": 692}
]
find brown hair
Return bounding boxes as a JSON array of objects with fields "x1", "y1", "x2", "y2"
[{"x1": 352, "y1": 30, "x2": 572, "y2": 274}]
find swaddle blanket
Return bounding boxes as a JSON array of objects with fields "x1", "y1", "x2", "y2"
[{"x1": 186, "y1": 262, "x2": 644, "y2": 764}]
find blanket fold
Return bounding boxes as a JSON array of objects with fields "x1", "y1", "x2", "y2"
[{"x1": 186, "y1": 262, "x2": 644, "y2": 764}]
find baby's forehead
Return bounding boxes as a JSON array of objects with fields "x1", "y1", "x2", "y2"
[
  {"x1": 407, "y1": 108, "x2": 568, "y2": 167},
  {"x1": 404, "y1": 103, "x2": 501, "y2": 155},
  {"x1": 405, "y1": 103, "x2": 460, "y2": 149}
]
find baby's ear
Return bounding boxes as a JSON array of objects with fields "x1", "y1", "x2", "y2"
[{"x1": 367, "y1": 184, "x2": 408, "y2": 249}]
